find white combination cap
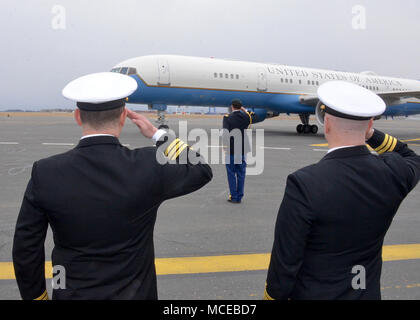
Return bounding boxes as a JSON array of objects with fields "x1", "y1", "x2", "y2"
[
  {"x1": 62, "y1": 72, "x2": 138, "y2": 111},
  {"x1": 317, "y1": 81, "x2": 386, "y2": 120}
]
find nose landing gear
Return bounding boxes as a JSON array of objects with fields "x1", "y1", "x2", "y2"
[
  {"x1": 296, "y1": 114, "x2": 318, "y2": 134},
  {"x1": 156, "y1": 110, "x2": 169, "y2": 129}
]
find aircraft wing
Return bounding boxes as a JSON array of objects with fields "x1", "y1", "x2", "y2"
[
  {"x1": 299, "y1": 95, "x2": 319, "y2": 106},
  {"x1": 377, "y1": 91, "x2": 420, "y2": 100},
  {"x1": 299, "y1": 90, "x2": 420, "y2": 107}
]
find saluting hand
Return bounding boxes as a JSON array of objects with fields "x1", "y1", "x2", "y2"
[{"x1": 127, "y1": 109, "x2": 158, "y2": 139}]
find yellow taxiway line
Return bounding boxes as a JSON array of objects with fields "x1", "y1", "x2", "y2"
[{"x1": 1, "y1": 244, "x2": 419, "y2": 280}]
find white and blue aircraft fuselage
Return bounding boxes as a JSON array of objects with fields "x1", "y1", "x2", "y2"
[{"x1": 111, "y1": 55, "x2": 420, "y2": 133}]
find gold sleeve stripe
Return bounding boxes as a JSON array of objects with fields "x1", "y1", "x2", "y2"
[
  {"x1": 374, "y1": 134, "x2": 390, "y2": 152},
  {"x1": 377, "y1": 136, "x2": 395, "y2": 154},
  {"x1": 164, "y1": 138, "x2": 180, "y2": 157},
  {"x1": 34, "y1": 290, "x2": 48, "y2": 300},
  {"x1": 246, "y1": 112, "x2": 253, "y2": 125},
  {"x1": 171, "y1": 143, "x2": 188, "y2": 160},
  {"x1": 167, "y1": 141, "x2": 185, "y2": 160},
  {"x1": 263, "y1": 288, "x2": 274, "y2": 300},
  {"x1": 388, "y1": 137, "x2": 398, "y2": 152}
]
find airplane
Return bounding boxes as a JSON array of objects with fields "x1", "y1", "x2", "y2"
[{"x1": 110, "y1": 55, "x2": 420, "y2": 134}]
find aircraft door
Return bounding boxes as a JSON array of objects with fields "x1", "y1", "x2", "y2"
[
  {"x1": 157, "y1": 58, "x2": 171, "y2": 85},
  {"x1": 257, "y1": 67, "x2": 267, "y2": 91}
]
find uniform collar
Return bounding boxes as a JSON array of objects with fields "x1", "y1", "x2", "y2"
[
  {"x1": 321, "y1": 145, "x2": 371, "y2": 161},
  {"x1": 80, "y1": 133, "x2": 115, "y2": 140},
  {"x1": 76, "y1": 135, "x2": 121, "y2": 148},
  {"x1": 327, "y1": 145, "x2": 355, "y2": 154}
]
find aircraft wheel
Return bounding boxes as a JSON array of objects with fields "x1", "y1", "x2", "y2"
[
  {"x1": 311, "y1": 125, "x2": 318, "y2": 134},
  {"x1": 303, "y1": 124, "x2": 311, "y2": 134},
  {"x1": 296, "y1": 124, "x2": 304, "y2": 134}
]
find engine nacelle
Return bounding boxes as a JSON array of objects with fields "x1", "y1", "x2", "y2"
[
  {"x1": 248, "y1": 108, "x2": 279, "y2": 124},
  {"x1": 315, "y1": 101, "x2": 325, "y2": 126}
]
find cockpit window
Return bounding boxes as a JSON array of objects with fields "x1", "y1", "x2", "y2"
[
  {"x1": 127, "y1": 67, "x2": 137, "y2": 75},
  {"x1": 110, "y1": 67, "x2": 137, "y2": 75}
]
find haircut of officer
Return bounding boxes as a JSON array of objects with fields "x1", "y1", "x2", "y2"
[
  {"x1": 12, "y1": 72, "x2": 213, "y2": 300},
  {"x1": 264, "y1": 81, "x2": 420, "y2": 300},
  {"x1": 222, "y1": 99, "x2": 257, "y2": 203}
]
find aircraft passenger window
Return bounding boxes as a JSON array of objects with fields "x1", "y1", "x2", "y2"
[
  {"x1": 308, "y1": 80, "x2": 311, "y2": 85},
  {"x1": 236, "y1": 74, "x2": 239, "y2": 79},
  {"x1": 312, "y1": 81, "x2": 315, "y2": 85},
  {"x1": 316, "y1": 81, "x2": 319, "y2": 85},
  {"x1": 290, "y1": 79, "x2": 293, "y2": 84},
  {"x1": 299, "y1": 80, "x2": 302, "y2": 84},
  {"x1": 231, "y1": 74, "x2": 234, "y2": 79},
  {"x1": 285, "y1": 79, "x2": 288, "y2": 83},
  {"x1": 225, "y1": 74, "x2": 228, "y2": 79},
  {"x1": 219, "y1": 73, "x2": 223, "y2": 78},
  {"x1": 281, "y1": 78, "x2": 283, "y2": 83},
  {"x1": 214, "y1": 73, "x2": 217, "y2": 78}
]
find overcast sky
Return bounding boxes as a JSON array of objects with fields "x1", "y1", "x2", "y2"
[{"x1": 0, "y1": 0, "x2": 419, "y2": 110}]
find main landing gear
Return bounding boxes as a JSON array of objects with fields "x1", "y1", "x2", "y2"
[{"x1": 296, "y1": 114, "x2": 318, "y2": 134}]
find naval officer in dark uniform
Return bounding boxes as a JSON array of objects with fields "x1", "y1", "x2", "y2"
[
  {"x1": 264, "y1": 81, "x2": 420, "y2": 300},
  {"x1": 222, "y1": 99, "x2": 257, "y2": 203},
  {"x1": 12, "y1": 72, "x2": 213, "y2": 300}
]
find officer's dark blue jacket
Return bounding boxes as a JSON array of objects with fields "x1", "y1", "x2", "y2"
[
  {"x1": 12, "y1": 134, "x2": 212, "y2": 300},
  {"x1": 266, "y1": 130, "x2": 420, "y2": 300},
  {"x1": 222, "y1": 110, "x2": 257, "y2": 155}
]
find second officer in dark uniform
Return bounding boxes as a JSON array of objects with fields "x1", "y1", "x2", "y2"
[
  {"x1": 12, "y1": 72, "x2": 213, "y2": 300},
  {"x1": 223, "y1": 99, "x2": 257, "y2": 203},
  {"x1": 264, "y1": 81, "x2": 420, "y2": 300}
]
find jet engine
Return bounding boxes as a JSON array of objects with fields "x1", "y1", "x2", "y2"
[
  {"x1": 315, "y1": 101, "x2": 326, "y2": 126},
  {"x1": 248, "y1": 108, "x2": 280, "y2": 124}
]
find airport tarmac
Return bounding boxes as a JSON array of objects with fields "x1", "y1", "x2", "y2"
[{"x1": 0, "y1": 113, "x2": 419, "y2": 300}]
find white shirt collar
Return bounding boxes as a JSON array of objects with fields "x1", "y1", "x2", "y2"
[
  {"x1": 327, "y1": 145, "x2": 356, "y2": 154},
  {"x1": 80, "y1": 134, "x2": 116, "y2": 140}
]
